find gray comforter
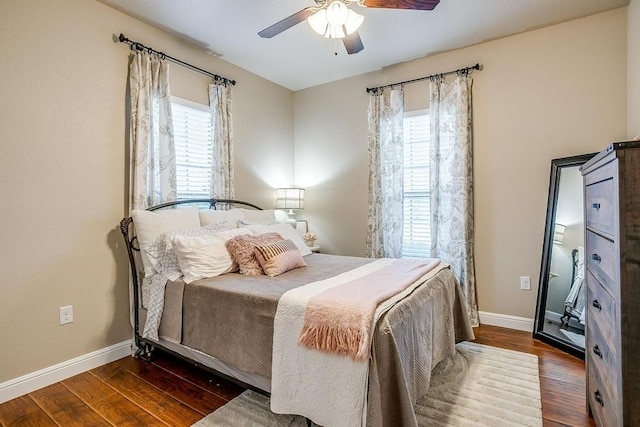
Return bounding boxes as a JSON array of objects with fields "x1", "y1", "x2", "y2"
[
  {"x1": 182, "y1": 253, "x2": 373, "y2": 378},
  {"x1": 156, "y1": 253, "x2": 474, "y2": 426},
  {"x1": 368, "y1": 266, "x2": 474, "y2": 427}
]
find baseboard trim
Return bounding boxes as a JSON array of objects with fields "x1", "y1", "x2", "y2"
[
  {"x1": 0, "y1": 340, "x2": 132, "y2": 404},
  {"x1": 478, "y1": 311, "x2": 534, "y2": 332},
  {"x1": 0, "y1": 313, "x2": 536, "y2": 403}
]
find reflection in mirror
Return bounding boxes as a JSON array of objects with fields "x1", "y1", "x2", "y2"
[{"x1": 533, "y1": 153, "x2": 595, "y2": 358}]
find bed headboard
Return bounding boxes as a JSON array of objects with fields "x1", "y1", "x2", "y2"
[
  {"x1": 120, "y1": 198, "x2": 262, "y2": 248},
  {"x1": 143, "y1": 198, "x2": 261, "y2": 212},
  {"x1": 119, "y1": 198, "x2": 263, "y2": 352}
]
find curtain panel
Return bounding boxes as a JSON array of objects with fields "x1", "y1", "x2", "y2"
[
  {"x1": 128, "y1": 51, "x2": 177, "y2": 211},
  {"x1": 366, "y1": 89, "x2": 404, "y2": 259},
  {"x1": 208, "y1": 81, "x2": 235, "y2": 200},
  {"x1": 429, "y1": 73, "x2": 478, "y2": 326}
]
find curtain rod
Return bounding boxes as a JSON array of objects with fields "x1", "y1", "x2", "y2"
[
  {"x1": 118, "y1": 33, "x2": 236, "y2": 86},
  {"x1": 365, "y1": 63, "x2": 481, "y2": 93}
]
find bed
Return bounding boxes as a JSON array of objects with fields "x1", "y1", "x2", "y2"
[{"x1": 120, "y1": 198, "x2": 474, "y2": 427}]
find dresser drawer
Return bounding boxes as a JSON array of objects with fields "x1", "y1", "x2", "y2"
[
  {"x1": 586, "y1": 271, "x2": 617, "y2": 344},
  {"x1": 586, "y1": 323, "x2": 618, "y2": 405},
  {"x1": 585, "y1": 231, "x2": 617, "y2": 297},
  {"x1": 585, "y1": 176, "x2": 615, "y2": 237},
  {"x1": 588, "y1": 362, "x2": 620, "y2": 427}
]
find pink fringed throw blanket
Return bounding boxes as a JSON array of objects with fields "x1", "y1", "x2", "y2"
[{"x1": 298, "y1": 258, "x2": 440, "y2": 361}]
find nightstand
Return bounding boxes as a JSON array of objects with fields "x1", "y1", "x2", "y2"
[{"x1": 308, "y1": 245, "x2": 320, "y2": 253}]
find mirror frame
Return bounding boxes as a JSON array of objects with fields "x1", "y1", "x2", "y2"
[{"x1": 533, "y1": 153, "x2": 596, "y2": 359}]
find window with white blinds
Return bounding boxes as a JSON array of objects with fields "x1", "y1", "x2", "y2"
[
  {"x1": 172, "y1": 98, "x2": 213, "y2": 200},
  {"x1": 402, "y1": 110, "x2": 431, "y2": 258}
]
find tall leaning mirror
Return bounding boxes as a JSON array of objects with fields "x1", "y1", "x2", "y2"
[{"x1": 533, "y1": 153, "x2": 596, "y2": 358}]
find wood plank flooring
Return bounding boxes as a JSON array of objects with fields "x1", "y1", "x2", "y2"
[{"x1": 0, "y1": 324, "x2": 594, "y2": 426}]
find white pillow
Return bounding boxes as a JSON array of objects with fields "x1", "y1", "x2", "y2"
[
  {"x1": 243, "y1": 223, "x2": 312, "y2": 256},
  {"x1": 144, "y1": 222, "x2": 230, "y2": 278},
  {"x1": 132, "y1": 206, "x2": 201, "y2": 275},
  {"x1": 243, "y1": 209, "x2": 277, "y2": 224},
  {"x1": 237, "y1": 219, "x2": 276, "y2": 228},
  {"x1": 171, "y1": 228, "x2": 251, "y2": 283},
  {"x1": 200, "y1": 208, "x2": 245, "y2": 228},
  {"x1": 274, "y1": 209, "x2": 289, "y2": 223}
]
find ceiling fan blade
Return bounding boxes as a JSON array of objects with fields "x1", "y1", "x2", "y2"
[
  {"x1": 362, "y1": 0, "x2": 439, "y2": 10},
  {"x1": 343, "y1": 31, "x2": 364, "y2": 55},
  {"x1": 258, "y1": 7, "x2": 317, "y2": 38}
]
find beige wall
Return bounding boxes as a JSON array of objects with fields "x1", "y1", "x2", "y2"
[
  {"x1": 0, "y1": 0, "x2": 293, "y2": 382},
  {"x1": 293, "y1": 8, "x2": 627, "y2": 319},
  {"x1": 629, "y1": 0, "x2": 640, "y2": 136},
  {"x1": 0, "y1": 0, "x2": 632, "y2": 385}
]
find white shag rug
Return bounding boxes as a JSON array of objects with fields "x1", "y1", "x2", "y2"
[{"x1": 193, "y1": 341, "x2": 542, "y2": 427}]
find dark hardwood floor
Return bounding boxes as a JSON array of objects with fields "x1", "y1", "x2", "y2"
[{"x1": 0, "y1": 324, "x2": 594, "y2": 426}]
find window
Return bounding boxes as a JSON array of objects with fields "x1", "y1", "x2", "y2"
[
  {"x1": 402, "y1": 110, "x2": 430, "y2": 258},
  {"x1": 171, "y1": 97, "x2": 213, "y2": 200}
]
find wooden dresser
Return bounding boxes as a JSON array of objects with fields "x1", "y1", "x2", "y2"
[{"x1": 581, "y1": 141, "x2": 640, "y2": 426}]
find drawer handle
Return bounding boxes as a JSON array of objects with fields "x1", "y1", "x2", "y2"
[
  {"x1": 591, "y1": 202, "x2": 601, "y2": 209},
  {"x1": 593, "y1": 345, "x2": 603, "y2": 358},
  {"x1": 592, "y1": 300, "x2": 602, "y2": 310},
  {"x1": 591, "y1": 253, "x2": 602, "y2": 262},
  {"x1": 594, "y1": 390, "x2": 604, "y2": 407}
]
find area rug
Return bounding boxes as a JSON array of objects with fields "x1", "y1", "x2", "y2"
[
  {"x1": 559, "y1": 329, "x2": 586, "y2": 348},
  {"x1": 192, "y1": 341, "x2": 542, "y2": 427}
]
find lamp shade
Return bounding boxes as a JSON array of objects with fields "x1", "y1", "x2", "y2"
[{"x1": 276, "y1": 188, "x2": 305, "y2": 210}]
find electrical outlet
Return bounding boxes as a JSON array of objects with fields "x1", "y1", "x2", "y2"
[
  {"x1": 59, "y1": 305, "x2": 73, "y2": 325},
  {"x1": 520, "y1": 276, "x2": 531, "y2": 291}
]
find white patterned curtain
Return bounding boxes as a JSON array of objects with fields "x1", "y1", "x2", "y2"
[
  {"x1": 429, "y1": 73, "x2": 478, "y2": 326},
  {"x1": 129, "y1": 51, "x2": 176, "y2": 211},
  {"x1": 366, "y1": 88, "x2": 404, "y2": 258},
  {"x1": 208, "y1": 80, "x2": 235, "y2": 200}
]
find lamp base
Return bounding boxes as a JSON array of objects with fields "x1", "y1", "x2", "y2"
[{"x1": 286, "y1": 210, "x2": 297, "y2": 228}]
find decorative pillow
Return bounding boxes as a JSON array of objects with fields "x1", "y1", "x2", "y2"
[
  {"x1": 254, "y1": 239, "x2": 307, "y2": 277},
  {"x1": 144, "y1": 222, "x2": 230, "y2": 280},
  {"x1": 243, "y1": 223, "x2": 313, "y2": 256},
  {"x1": 132, "y1": 206, "x2": 200, "y2": 275},
  {"x1": 243, "y1": 209, "x2": 277, "y2": 224},
  {"x1": 200, "y1": 208, "x2": 245, "y2": 228},
  {"x1": 225, "y1": 232, "x2": 283, "y2": 275},
  {"x1": 171, "y1": 228, "x2": 249, "y2": 283}
]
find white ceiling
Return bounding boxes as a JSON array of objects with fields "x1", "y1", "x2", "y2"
[{"x1": 99, "y1": 0, "x2": 628, "y2": 91}]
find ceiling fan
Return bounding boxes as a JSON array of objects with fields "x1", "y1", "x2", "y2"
[{"x1": 258, "y1": 0, "x2": 440, "y2": 55}]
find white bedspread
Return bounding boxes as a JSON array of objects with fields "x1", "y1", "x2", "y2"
[{"x1": 271, "y1": 258, "x2": 445, "y2": 427}]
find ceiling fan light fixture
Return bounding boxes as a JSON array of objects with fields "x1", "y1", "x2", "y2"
[
  {"x1": 307, "y1": 1, "x2": 364, "y2": 39},
  {"x1": 326, "y1": 1, "x2": 349, "y2": 25},
  {"x1": 344, "y1": 9, "x2": 364, "y2": 34},
  {"x1": 308, "y1": 9, "x2": 329, "y2": 35}
]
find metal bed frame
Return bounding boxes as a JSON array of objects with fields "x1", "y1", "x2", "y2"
[{"x1": 119, "y1": 198, "x2": 267, "y2": 394}]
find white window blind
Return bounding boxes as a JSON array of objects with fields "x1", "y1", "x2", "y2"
[
  {"x1": 402, "y1": 111, "x2": 431, "y2": 258},
  {"x1": 172, "y1": 98, "x2": 213, "y2": 200}
]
